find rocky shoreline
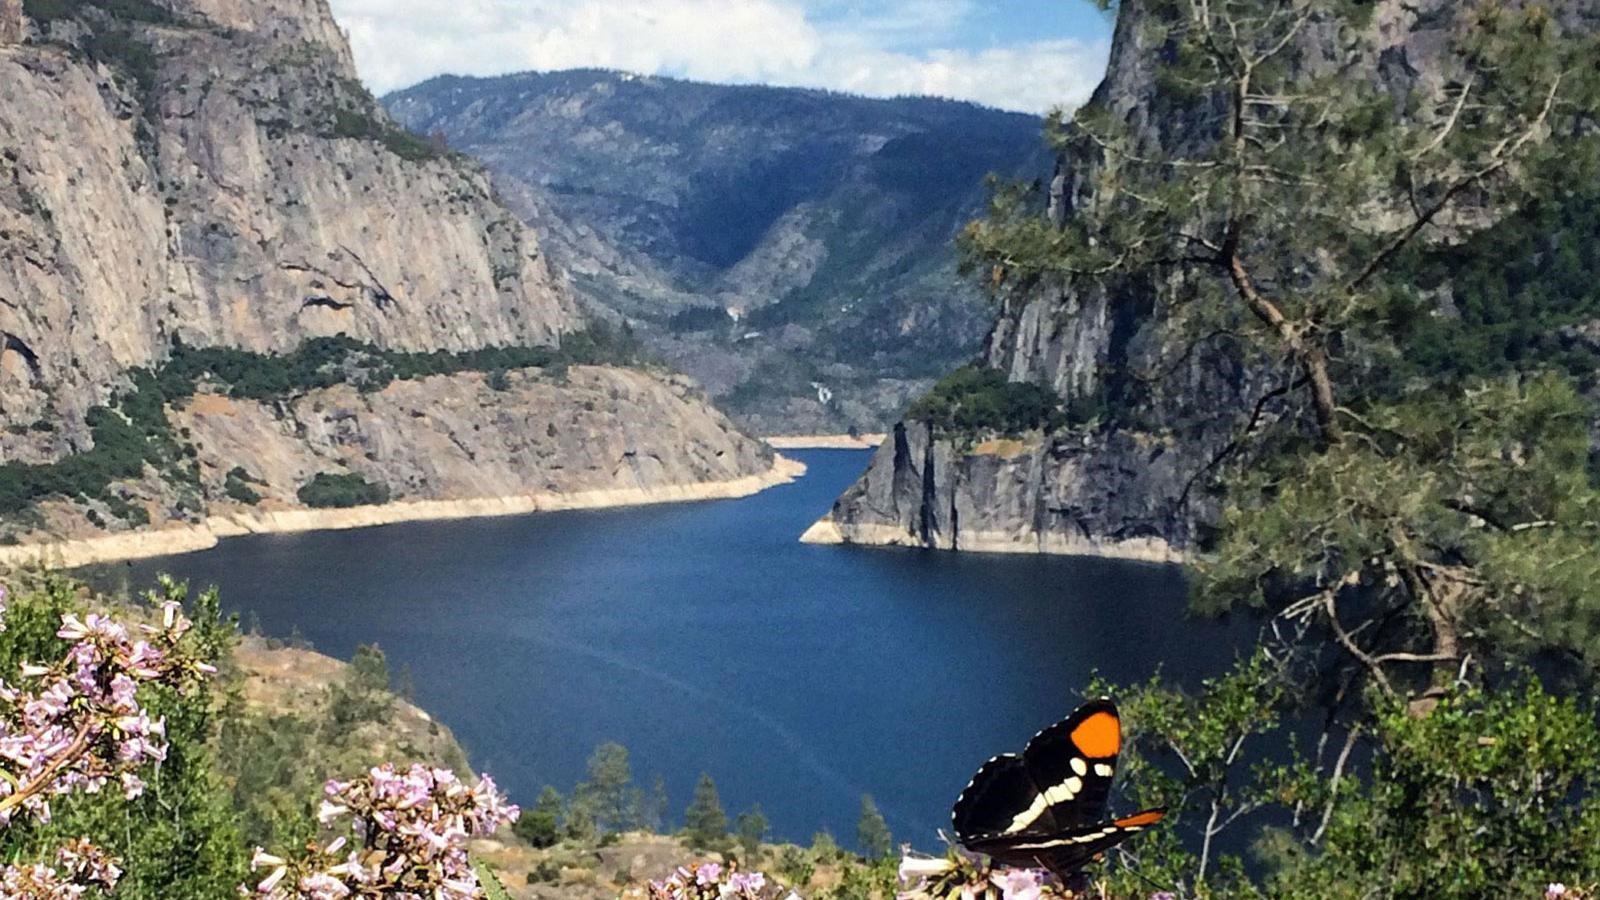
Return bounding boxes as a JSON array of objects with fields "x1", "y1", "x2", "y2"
[
  {"x1": 798, "y1": 517, "x2": 1183, "y2": 563},
  {"x1": 764, "y1": 434, "x2": 887, "y2": 450},
  {"x1": 0, "y1": 456, "x2": 806, "y2": 570}
]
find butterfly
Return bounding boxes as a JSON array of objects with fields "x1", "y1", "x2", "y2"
[{"x1": 951, "y1": 698, "x2": 1165, "y2": 879}]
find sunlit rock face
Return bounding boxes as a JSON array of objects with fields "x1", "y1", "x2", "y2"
[
  {"x1": 0, "y1": 0, "x2": 776, "y2": 543},
  {"x1": 0, "y1": 0, "x2": 20, "y2": 44},
  {"x1": 0, "y1": 0, "x2": 580, "y2": 441},
  {"x1": 814, "y1": 0, "x2": 1600, "y2": 557}
]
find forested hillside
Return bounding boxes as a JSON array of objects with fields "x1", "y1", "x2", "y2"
[{"x1": 387, "y1": 71, "x2": 1048, "y2": 433}]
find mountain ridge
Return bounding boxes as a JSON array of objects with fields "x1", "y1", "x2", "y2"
[{"x1": 385, "y1": 69, "x2": 1051, "y2": 434}]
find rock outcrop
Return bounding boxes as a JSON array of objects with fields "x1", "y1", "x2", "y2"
[
  {"x1": 0, "y1": 0, "x2": 20, "y2": 45},
  {"x1": 0, "y1": 0, "x2": 783, "y2": 554},
  {"x1": 803, "y1": 422, "x2": 1186, "y2": 561},
  {"x1": 169, "y1": 367, "x2": 772, "y2": 508},
  {"x1": 809, "y1": 0, "x2": 1596, "y2": 558},
  {"x1": 0, "y1": 0, "x2": 577, "y2": 448}
]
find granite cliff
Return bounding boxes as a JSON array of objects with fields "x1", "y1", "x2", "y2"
[
  {"x1": 385, "y1": 72, "x2": 1048, "y2": 435},
  {"x1": 0, "y1": 0, "x2": 782, "y2": 556},
  {"x1": 807, "y1": 0, "x2": 1600, "y2": 558}
]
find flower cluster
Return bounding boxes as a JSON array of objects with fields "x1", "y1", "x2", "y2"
[
  {"x1": 646, "y1": 861, "x2": 777, "y2": 900},
  {"x1": 898, "y1": 849, "x2": 1077, "y2": 900},
  {"x1": 0, "y1": 838, "x2": 123, "y2": 899},
  {"x1": 0, "y1": 584, "x2": 217, "y2": 897},
  {"x1": 251, "y1": 763, "x2": 519, "y2": 899},
  {"x1": 0, "y1": 590, "x2": 216, "y2": 825},
  {"x1": 1548, "y1": 885, "x2": 1596, "y2": 900}
]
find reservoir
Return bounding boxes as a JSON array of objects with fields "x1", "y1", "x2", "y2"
[{"x1": 84, "y1": 449, "x2": 1247, "y2": 850}]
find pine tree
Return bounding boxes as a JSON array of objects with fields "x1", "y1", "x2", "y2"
[
  {"x1": 328, "y1": 644, "x2": 393, "y2": 726},
  {"x1": 683, "y1": 773, "x2": 727, "y2": 849},
  {"x1": 856, "y1": 795, "x2": 892, "y2": 859},
  {"x1": 573, "y1": 742, "x2": 639, "y2": 834},
  {"x1": 643, "y1": 774, "x2": 669, "y2": 833},
  {"x1": 563, "y1": 793, "x2": 597, "y2": 844},
  {"x1": 957, "y1": 1, "x2": 1600, "y2": 894},
  {"x1": 734, "y1": 804, "x2": 769, "y2": 863}
]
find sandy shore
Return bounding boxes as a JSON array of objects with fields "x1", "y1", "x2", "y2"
[
  {"x1": 765, "y1": 434, "x2": 886, "y2": 450},
  {"x1": 799, "y1": 518, "x2": 1185, "y2": 563},
  {"x1": 0, "y1": 456, "x2": 807, "y2": 571}
]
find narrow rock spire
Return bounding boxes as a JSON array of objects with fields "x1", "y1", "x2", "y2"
[{"x1": 0, "y1": 0, "x2": 22, "y2": 45}]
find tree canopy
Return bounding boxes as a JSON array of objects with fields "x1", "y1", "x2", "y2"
[{"x1": 964, "y1": 1, "x2": 1600, "y2": 894}]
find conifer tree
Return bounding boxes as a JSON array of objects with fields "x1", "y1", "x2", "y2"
[
  {"x1": 644, "y1": 774, "x2": 670, "y2": 833},
  {"x1": 735, "y1": 804, "x2": 769, "y2": 862},
  {"x1": 573, "y1": 742, "x2": 640, "y2": 834},
  {"x1": 856, "y1": 795, "x2": 892, "y2": 859},
  {"x1": 961, "y1": 0, "x2": 1600, "y2": 893},
  {"x1": 683, "y1": 774, "x2": 727, "y2": 849}
]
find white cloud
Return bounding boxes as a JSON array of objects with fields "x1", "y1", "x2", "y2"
[
  {"x1": 806, "y1": 37, "x2": 1106, "y2": 114},
  {"x1": 327, "y1": 0, "x2": 1108, "y2": 114}
]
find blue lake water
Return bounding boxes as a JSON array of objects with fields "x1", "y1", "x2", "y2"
[{"x1": 85, "y1": 449, "x2": 1250, "y2": 849}]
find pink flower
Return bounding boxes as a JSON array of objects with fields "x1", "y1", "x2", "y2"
[
  {"x1": 649, "y1": 861, "x2": 777, "y2": 900},
  {"x1": 0, "y1": 592, "x2": 217, "y2": 888},
  {"x1": 254, "y1": 764, "x2": 517, "y2": 898},
  {"x1": 992, "y1": 868, "x2": 1044, "y2": 900}
]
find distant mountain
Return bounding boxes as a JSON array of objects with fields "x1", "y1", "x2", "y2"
[{"x1": 385, "y1": 70, "x2": 1048, "y2": 434}]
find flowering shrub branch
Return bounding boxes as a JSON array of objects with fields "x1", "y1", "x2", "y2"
[
  {"x1": 1, "y1": 838, "x2": 124, "y2": 899},
  {"x1": 250, "y1": 763, "x2": 519, "y2": 899},
  {"x1": 896, "y1": 847, "x2": 1072, "y2": 900},
  {"x1": 647, "y1": 861, "x2": 773, "y2": 900},
  {"x1": 0, "y1": 583, "x2": 219, "y2": 898}
]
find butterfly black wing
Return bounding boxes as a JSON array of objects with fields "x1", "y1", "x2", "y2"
[
  {"x1": 965, "y1": 809, "x2": 1167, "y2": 877},
  {"x1": 1019, "y1": 698, "x2": 1121, "y2": 830},
  {"x1": 952, "y1": 754, "x2": 1044, "y2": 840},
  {"x1": 953, "y1": 699, "x2": 1125, "y2": 844}
]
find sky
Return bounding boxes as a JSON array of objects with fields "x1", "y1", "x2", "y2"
[{"x1": 326, "y1": 0, "x2": 1116, "y2": 114}]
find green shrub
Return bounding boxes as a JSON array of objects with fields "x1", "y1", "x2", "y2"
[
  {"x1": 223, "y1": 467, "x2": 263, "y2": 505},
  {"x1": 21, "y1": 0, "x2": 75, "y2": 21},
  {"x1": 295, "y1": 472, "x2": 390, "y2": 509},
  {"x1": 513, "y1": 786, "x2": 565, "y2": 848},
  {"x1": 668, "y1": 306, "x2": 731, "y2": 333},
  {"x1": 907, "y1": 365, "x2": 1067, "y2": 438},
  {"x1": 776, "y1": 846, "x2": 814, "y2": 886},
  {"x1": 0, "y1": 371, "x2": 183, "y2": 516},
  {"x1": 326, "y1": 644, "x2": 393, "y2": 726},
  {"x1": 323, "y1": 106, "x2": 447, "y2": 163}
]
